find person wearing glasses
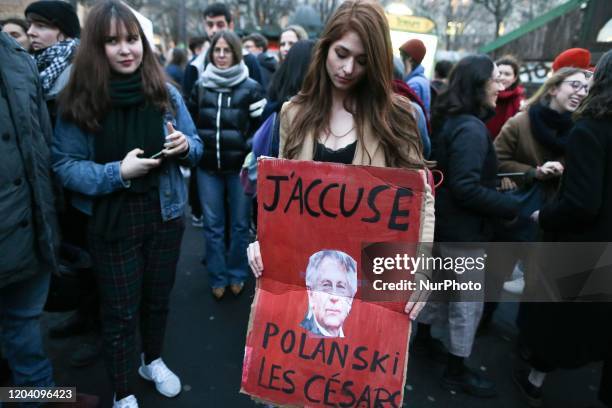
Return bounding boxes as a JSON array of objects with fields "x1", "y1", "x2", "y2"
[
  {"x1": 495, "y1": 67, "x2": 590, "y2": 193},
  {"x1": 188, "y1": 30, "x2": 266, "y2": 300},
  {"x1": 492, "y1": 68, "x2": 589, "y2": 293},
  {"x1": 301, "y1": 250, "x2": 357, "y2": 338}
]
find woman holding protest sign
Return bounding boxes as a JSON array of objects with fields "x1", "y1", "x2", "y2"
[
  {"x1": 52, "y1": 1, "x2": 203, "y2": 406},
  {"x1": 247, "y1": 0, "x2": 433, "y2": 319}
]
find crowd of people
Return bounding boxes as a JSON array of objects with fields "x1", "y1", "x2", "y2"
[{"x1": 0, "y1": 0, "x2": 611, "y2": 407}]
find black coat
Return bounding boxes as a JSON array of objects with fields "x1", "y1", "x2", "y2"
[
  {"x1": 520, "y1": 118, "x2": 612, "y2": 373},
  {"x1": 540, "y1": 117, "x2": 612, "y2": 242},
  {"x1": 190, "y1": 77, "x2": 265, "y2": 172},
  {"x1": 433, "y1": 114, "x2": 520, "y2": 242},
  {"x1": 257, "y1": 52, "x2": 277, "y2": 90}
]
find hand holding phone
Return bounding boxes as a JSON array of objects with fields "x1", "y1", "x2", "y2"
[
  {"x1": 149, "y1": 150, "x2": 164, "y2": 159},
  {"x1": 120, "y1": 148, "x2": 162, "y2": 180}
]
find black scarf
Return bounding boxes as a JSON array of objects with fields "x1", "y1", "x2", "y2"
[
  {"x1": 528, "y1": 102, "x2": 573, "y2": 155},
  {"x1": 92, "y1": 71, "x2": 164, "y2": 241}
]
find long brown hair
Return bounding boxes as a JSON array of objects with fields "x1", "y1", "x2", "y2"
[
  {"x1": 59, "y1": 0, "x2": 169, "y2": 133},
  {"x1": 282, "y1": 0, "x2": 425, "y2": 169}
]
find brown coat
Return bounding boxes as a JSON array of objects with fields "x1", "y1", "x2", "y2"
[
  {"x1": 278, "y1": 101, "x2": 387, "y2": 166},
  {"x1": 493, "y1": 111, "x2": 564, "y2": 193},
  {"x1": 494, "y1": 111, "x2": 565, "y2": 174}
]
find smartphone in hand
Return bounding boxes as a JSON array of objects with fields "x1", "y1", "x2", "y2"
[{"x1": 149, "y1": 150, "x2": 164, "y2": 159}]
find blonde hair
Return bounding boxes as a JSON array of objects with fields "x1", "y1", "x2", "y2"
[
  {"x1": 524, "y1": 67, "x2": 587, "y2": 110},
  {"x1": 282, "y1": 25, "x2": 309, "y2": 41}
]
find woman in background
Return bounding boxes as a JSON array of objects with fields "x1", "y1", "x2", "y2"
[
  {"x1": 189, "y1": 31, "x2": 265, "y2": 300},
  {"x1": 417, "y1": 54, "x2": 520, "y2": 398},
  {"x1": 278, "y1": 24, "x2": 308, "y2": 63},
  {"x1": 486, "y1": 55, "x2": 525, "y2": 139},
  {"x1": 165, "y1": 47, "x2": 187, "y2": 87},
  {"x1": 520, "y1": 49, "x2": 612, "y2": 408}
]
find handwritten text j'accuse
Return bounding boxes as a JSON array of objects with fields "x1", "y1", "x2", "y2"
[{"x1": 262, "y1": 172, "x2": 414, "y2": 231}]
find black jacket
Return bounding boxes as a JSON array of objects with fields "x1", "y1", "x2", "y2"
[
  {"x1": 540, "y1": 117, "x2": 612, "y2": 242},
  {"x1": 190, "y1": 77, "x2": 265, "y2": 172},
  {"x1": 0, "y1": 33, "x2": 59, "y2": 288},
  {"x1": 433, "y1": 114, "x2": 520, "y2": 241},
  {"x1": 257, "y1": 52, "x2": 278, "y2": 90}
]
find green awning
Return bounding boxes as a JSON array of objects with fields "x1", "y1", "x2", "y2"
[{"x1": 479, "y1": 0, "x2": 586, "y2": 53}]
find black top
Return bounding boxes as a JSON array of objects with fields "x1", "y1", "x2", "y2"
[
  {"x1": 313, "y1": 141, "x2": 357, "y2": 164},
  {"x1": 540, "y1": 117, "x2": 612, "y2": 242}
]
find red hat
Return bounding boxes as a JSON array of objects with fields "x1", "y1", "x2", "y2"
[
  {"x1": 552, "y1": 48, "x2": 591, "y2": 72},
  {"x1": 399, "y1": 39, "x2": 426, "y2": 65}
]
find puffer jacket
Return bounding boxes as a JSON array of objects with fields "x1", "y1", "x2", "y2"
[{"x1": 190, "y1": 77, "x2": 265, "y2": 173}]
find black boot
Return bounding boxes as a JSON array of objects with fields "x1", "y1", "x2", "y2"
[
  {"x1": 441, "y1": 354, "x2": 497, "y2": 398},
  {"x1": 513, "y1": 368, "x2": 543, "y2": 407}
]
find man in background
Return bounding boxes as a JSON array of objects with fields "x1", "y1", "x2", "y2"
[
  {"x1": 400, "y1": 39, "x2": 431, "y2": 115},
  {"x1": 182, "y1": 2, "x2": 262, "y2": 97},
  {"x1": 243, "y1": 32, "x2": 277, "y2": 89}
]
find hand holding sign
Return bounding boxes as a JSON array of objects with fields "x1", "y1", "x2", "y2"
[
  {"x1": 247, "y1": 241, "x2": 263, "y2": 278},
  {"x1": 162, "y1": 122, "x2": 189, "y2": 158},
  {"x1": 404, "y1": 272, "x2": 432, "y2": 320}
]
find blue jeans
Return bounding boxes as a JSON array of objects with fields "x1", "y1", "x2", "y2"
[
  {"x1": 0, "y1": 271, "x2": 54, "y2": 407},
  {"x1": 197, "y1": 170, "x2": 251, "y2": 288}
]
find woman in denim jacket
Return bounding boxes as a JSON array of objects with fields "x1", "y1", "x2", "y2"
[{"x1": 51, "y1": 2, "x2": 202, "y2": 407}]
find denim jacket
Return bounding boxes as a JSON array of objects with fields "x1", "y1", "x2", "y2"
[{"x1": 52, "y1": 84, "x2": 203, "y2": 221}]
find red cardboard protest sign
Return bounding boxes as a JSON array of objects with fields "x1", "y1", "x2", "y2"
[{"x1": 241, "y1": 158, "x2": 434, "y2": 407}]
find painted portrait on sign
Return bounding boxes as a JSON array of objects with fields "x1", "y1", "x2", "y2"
[{"x1": 301, "y1": 250, "x2": 358, "y2": 338}]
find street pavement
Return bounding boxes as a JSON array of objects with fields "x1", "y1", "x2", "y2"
[{"x1": 41, "y1": 215, "x2": 604, "y2": 408}]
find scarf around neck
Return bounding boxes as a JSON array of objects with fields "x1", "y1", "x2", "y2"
[
  {"x1": 92, "y1": 71, "x2": 164, "y2": 241},
  {"x1": 497, "y1": 85, "x2": 524, "y2": 102},
  {"x1": 33, "y1": 38, "x2": 79, "y2": 97},
  {"x1": 528, "y1": 102, "x2": 574, "y2": 155},
  {"x1": 200, "y1": 61, "x2": 248, "y2": 91}
]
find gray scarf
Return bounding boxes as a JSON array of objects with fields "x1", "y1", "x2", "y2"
[{"x1": 200, "y1": 61, "x2": 248, "y2": 92}]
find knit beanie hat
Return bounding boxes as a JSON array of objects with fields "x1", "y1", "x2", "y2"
[
  {"x1": 552, "y1": 48, "x2": 591, "y2": 72},
  {"x1": 399, "y1": 39, "x2": 426, "y2": 65},
  {"x1": 25, "y1": 0, "x2": 80, "y2": 38}
]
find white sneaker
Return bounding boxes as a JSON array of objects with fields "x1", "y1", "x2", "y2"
[
  {"x1": 503, "y1": 276, "x2": 525, "y2": 295},
  {"x1": 113, "y1": 394, "x2": 138, "y2": 408},
  {"x1": 138, "y1": 354, "x2": 181, "y2": 397}
]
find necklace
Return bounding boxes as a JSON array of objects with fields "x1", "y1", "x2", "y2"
[{"x1": 327, "y1": 125, "x2": 355, "y2": 138}]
